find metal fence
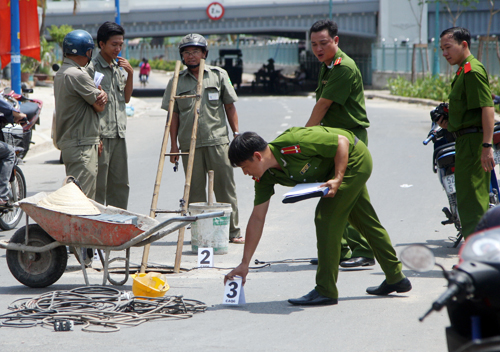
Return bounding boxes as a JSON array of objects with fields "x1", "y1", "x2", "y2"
[{"x1": 372, "y1": 41, "x2": 500, "y2": 76}]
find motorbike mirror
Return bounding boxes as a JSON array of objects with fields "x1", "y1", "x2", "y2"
[
  {"x1": 52, "y1": 63, "x2": 60, "y2": 72},
  {"x1": 400, "y1": 245, "x2": 436, "y2": 272}
]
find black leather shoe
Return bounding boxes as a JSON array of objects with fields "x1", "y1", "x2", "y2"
[
  {"x1": 288, "y1": 289, "x2": 338, "y2": 306},
  {"x1": 310, "y1": 258, "x2": 350, "y2": 265},
  {"x1": 366, "y1": 278, "x2": 412, "y2": 295},
  {"x1": 340, "y1": 257, "x2": 375, "y2": 268}
]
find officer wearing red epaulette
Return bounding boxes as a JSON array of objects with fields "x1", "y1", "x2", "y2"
[
  {"x1": 305, "y1": 19, "x2": 374, "y2": 268},
  {"x1": 224, "y1": 127, "x2": 411, "y2": 305},
  {"x1": 438, "y1": 27, "x2": 495, "y2": 239}
]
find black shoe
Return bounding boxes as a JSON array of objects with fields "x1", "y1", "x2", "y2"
[
  {"x1": 310, "y1": 258, "x2": 350, "y2": 265},
  {"x1": 340, "y1": 257, "x2": 375, "y2": 268},
  {"x1": 288, "y1": 289, "x2": 338, "y2": 306},
  {"x1": 366, "y1": 278, "x2": 412, "y2": 295}
]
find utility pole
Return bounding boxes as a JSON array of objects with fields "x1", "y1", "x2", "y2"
[
  {"x1": 432, "y1": 1, "x2": 440, "y2": 76},
  {"x1": 115, "y1": 0, "x2": 121, "y2": 24},
  {"x1": 10, "y1": 0, "x2": 21, "y2": 94},
  {"x1": 329, "y1": 0, "x2": 333, "y2": 20}
]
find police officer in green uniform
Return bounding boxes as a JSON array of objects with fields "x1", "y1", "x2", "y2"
[
  {"x1": 306, "y1": 19, "x2": 374, "y2": 267},
  {"x1": 87, "y1": 22, "x2": 133, "y2": 209},
  {"x1": 161, "y1": 33, "x2": 243, "y2": 243},
  {"x1": 438, "y1": 27, "x2": 495, "y2": 239},
  {"x1": 224, "y1": 127, "x2": 411, "y2": 305},
  {"x1": 54, "y1": 30, "x2": 107, "y2": 199}
]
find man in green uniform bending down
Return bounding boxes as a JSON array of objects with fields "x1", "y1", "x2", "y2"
[
  {"x1": 162, "y1": 33, "x2": 243, "y2": 243},
  {"x1": 87, "y1": 21, "x2": 133, "y2": 209},
  {"x1": 437, "y1": 27, "x2": 495, "y2": 239},
  {"x1": 224, "y1": 127, "x2": 411, "y2": 305},
  {"x1": 306, "y1": 19, "x2": 374, "y2": 268},
  {"x1": 54, "y1": 29, "x2": 107, "y2": 199}
]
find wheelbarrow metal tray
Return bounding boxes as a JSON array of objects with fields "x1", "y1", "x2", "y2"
[{"x1": 18, "y1": 192, "x2": 159, "y2": 247}]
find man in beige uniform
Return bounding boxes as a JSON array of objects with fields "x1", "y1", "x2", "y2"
[
  {"x1": 87, "y1": 22, "x2": 133, "y2": 209},
  {"x1": 54, "y1": 30, "x2": 107, "y2": 199},
  {"x1": 161, "y1": 33, "x2": 243, "y2": 243}
]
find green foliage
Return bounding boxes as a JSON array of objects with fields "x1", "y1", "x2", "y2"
[
  {"x1": 388, "y1": 75, "x2": 451, "y2": 102},
  {"x1": 48, "y1": 24, "x2": 74, "y2": 49}
]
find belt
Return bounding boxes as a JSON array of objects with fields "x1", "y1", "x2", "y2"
[{"x1": 451, "y1": 127, "x2": 483, "y2": 139}]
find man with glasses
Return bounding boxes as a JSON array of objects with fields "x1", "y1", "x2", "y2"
[{"x1": 161, "y1": 33, "x2": 243, "y2": 243}]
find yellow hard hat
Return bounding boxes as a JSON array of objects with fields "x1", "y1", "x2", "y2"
[{"x1": 130, "y1": 272, "x2": 169, "y2": 298}]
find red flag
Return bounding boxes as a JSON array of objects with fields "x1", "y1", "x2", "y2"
[
  {"x1": 0, "y1": 0, "x2": 12, "y2": 68},
  {"x1": 0, "y1": 0, "x2": 40, "y2": 68},
  {"x1": 20, "y1": 0, "x2": 40, "y2": 61}
]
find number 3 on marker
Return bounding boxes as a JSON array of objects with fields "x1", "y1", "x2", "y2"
[{"x1": 226, "y1": 281, "x2": 238, "y2": 299}]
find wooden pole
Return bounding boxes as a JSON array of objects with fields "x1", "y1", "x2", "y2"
[
  {"x1": 140, "y1": 60, "x2": 182, "y2": 273},
  {"x1": 208, "y1": 170, "x2": 214, "y2": 206},
  {"x1": 173, "y1": 59, "x2": 206, "y2": 273}
]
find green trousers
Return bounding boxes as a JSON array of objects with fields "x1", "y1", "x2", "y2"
[
  {"x1": 455, "y1": 133, "x2": 490, "y2": 238},
  {"x1": 341, "y1": 126, "x2": 374, "y2": 259},
  {"x1": 96, "y1": 137, "x2": 130, "y2": 209},
  {"x1": 314, "y1": 141, "x2": 405, "y2": 299},
  {"x1": 62, "y1": 144, "x2": 98, "y2": 200},
  {"x1": 181, "y1": 143, "x2": 240, "y2": 239}
]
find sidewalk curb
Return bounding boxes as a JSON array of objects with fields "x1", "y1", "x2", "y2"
[{"x1": 364, "y1": 91, "x2": 442, "y2": 107}]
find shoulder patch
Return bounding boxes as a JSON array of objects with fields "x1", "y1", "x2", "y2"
[
  {"x1": 464, "y1": 62, "x2": 472, "y2": 74},
  {"x1": 281, "y1": 145, "x2": 301, "y2": 154},
  {"x1": 252, "y1": 176, "x2": 260, "y2": 183},
  {"x1": 334, "y1": 57, "x2": 342, "y2": 66},
  {"x1": 456, "y1": 66, "x2": 463, "y2": 76}
]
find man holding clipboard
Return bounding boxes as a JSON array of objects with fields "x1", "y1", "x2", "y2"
[{"x1": 224, "y1": 127, "x2": 410, "y2": 305}]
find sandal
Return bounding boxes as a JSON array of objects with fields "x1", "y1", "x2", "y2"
[{"x1": 229, "y1": 237, "x2": 245, "y2": 244}]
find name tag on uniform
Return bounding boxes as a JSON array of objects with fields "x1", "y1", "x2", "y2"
[{"x1": 208, "y1": 92, "x2": 219, "y2": 101}]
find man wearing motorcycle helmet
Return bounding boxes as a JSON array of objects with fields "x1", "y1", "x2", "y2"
[
  {"x1": 54, "y1": 29, "x2": 108, "y2": 199},
  {"x1": 161, "y1": 33, "x2": 243, "y2": 243},
  {"x1": 437, "y1": 27, "x2": 495, "y2": 239}
]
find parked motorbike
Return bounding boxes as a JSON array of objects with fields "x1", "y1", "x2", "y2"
[
  {"x1": 423, "y1": 103, "x2": 500, "y2": 247},
  {"x1": 0, "y1": 86, "x2": 43, "y2": 159},
  {"x1": 400, "y1": 225, "x2": 500, "y2": 352},
  {"x1": 0, "y1": 113, "x2": 27, "y2": 230}
]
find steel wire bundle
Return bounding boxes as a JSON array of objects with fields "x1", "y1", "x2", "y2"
[{"x1": 0, "y1": 286, "x2": 207, "y2": 332}]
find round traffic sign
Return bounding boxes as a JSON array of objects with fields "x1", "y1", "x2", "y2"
[{"x1": 206, "y1": 2, "x2": 225, "y2": 21}]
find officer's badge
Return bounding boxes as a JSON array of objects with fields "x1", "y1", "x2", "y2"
[
  {"x1": 281, "y1": 145, "x2": 301, "y2": 154},
  {"x1": 334, "y1": 57, "x2": 342, "y2": 66},
  {"x1": 300, "y1": 163, "x2": 311, "y2": 175},
  {"x1": 464, "y1": 62, "x2": 471, "y2": 73},
  {"x1": 456, "y1": 66, "x2": 463, "y2": 76},
  {"x1": 252, "y1": 176, "x2": 260, "y2": 182}
]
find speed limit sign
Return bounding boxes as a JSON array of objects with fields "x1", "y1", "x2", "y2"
[{"x1": 206, "y1": 2, "x2": 225, "y2": 21}]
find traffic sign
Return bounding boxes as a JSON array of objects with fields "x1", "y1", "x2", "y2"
[{"x1": 206, "y1": 2, "x2": 225, "y2": 21}]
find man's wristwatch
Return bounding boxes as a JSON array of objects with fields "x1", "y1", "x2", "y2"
[
  {"x1": 482, "y1": 143, "x2": 493, "y2": 148},
  {"x1": 233, "y1": 132, "x2": 240, "y2": 137}
]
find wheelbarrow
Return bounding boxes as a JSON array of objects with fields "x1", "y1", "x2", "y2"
[{"x1": 0, "y1": 191, "x2": 226, "y2": 288}]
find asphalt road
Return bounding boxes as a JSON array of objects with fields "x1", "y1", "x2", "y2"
[{"x1": 0, "y1": 96, "x2": 460, "y2": 351}]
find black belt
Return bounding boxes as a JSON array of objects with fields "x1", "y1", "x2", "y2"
[{"x1": 451, "y1": 127, "x2": 483, "y2": 139}]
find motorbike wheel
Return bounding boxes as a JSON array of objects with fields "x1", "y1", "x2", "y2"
[
  {"x1": 0, "y1": 165, "x2": 26, "y2": 230},
  {"x1": 6, "y1": 224, "x2": 67, "y2": 288}
]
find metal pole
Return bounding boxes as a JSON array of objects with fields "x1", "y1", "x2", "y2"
[
  {"x1": 329, "y1": 0, "x2": 333, "y2": 20},
  {"x1": 115, "y1": 0, "x2": 121, "y2": 25},
  {"x1": 432, "y1": 1, "x2": 440, "y2": 76},
  {"x1": 10, "y1": 0, "x2": 21, "y2": 94}
]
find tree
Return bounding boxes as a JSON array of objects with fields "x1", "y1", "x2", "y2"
[
  {"x1": 38, "y1": 0, "x2": 79, "y2": 38},
  {"x1": 425, "y1": 0, "x2": 479, "y2": 27},
  {"x1": 48, "y1": 25, "x2": 74, "y2": 49}
]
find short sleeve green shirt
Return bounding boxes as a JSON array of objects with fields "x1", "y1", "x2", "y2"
[
  {"x1": 316, "y1": 49, "x2": 369, "y2": 130},
  {"x1": 254, "y1": 126, "x2": 357, "y2": 206},
  {"x1": 161, "y1": 65, "x2": 238, "y2": 150},
  {"x1": 53, "y1": 58, "x2": 101, "y2": 149},
  {"x1": 448, "y1": 54, "x2": 493, "y2": 132},
  {"x1": 87, "y1": 54, "x2": 127, "y2": 138}
]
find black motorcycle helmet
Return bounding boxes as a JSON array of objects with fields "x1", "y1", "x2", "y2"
[
  {"x1": 178, "y1": 33, "x2": 208, "y2": 68},
  {"x1": 475, "y1": 205, "x2": 500, "y2": 232}
]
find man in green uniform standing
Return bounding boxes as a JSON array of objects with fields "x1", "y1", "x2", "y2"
[
  {"x1": 224, "y1": 127, "x2": 411, "y2": 305},
  {"x1": 54, "y1": 30, "x2": 107, "y2": 199},
  {"x1": 87, "y1": 22, "x2": 133, "y2": 209},
  {"x1": 437, "y1": 27, "x2": 495, "y2": 239},
  {"x1": 306, "y1": 19, "x2": 374, "y2": 267},
  {"x1": 161, "y1": 33, "x2": 243, "y2": 243}
]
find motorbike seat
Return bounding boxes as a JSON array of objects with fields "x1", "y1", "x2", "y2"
[
  {"x1": 433, "y1": 142, "x2": 455, "y2": 172},
  {"x1": 19, "y1": 102, "x2": 39, "y2": 121}
]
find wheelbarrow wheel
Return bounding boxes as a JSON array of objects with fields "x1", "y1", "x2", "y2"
[{"x1": 6, "y1": 224, "x2": 67, "y2": 288}]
